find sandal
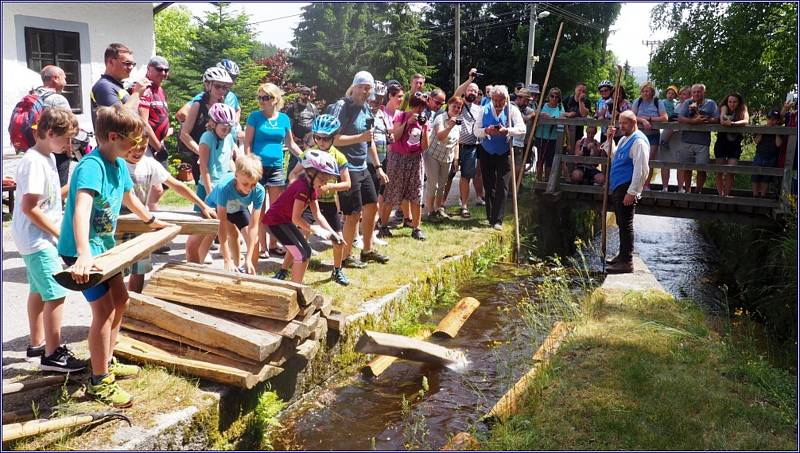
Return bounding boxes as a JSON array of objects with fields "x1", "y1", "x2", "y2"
[
  {"x1": 460, "y1": 207, "x2": 471, "y2": 218},
  {"x1": 258, "y1": 251, "x2": 269, "y2": 259},
  {"x1": 269, "y1": 246, "x2": 286, "y2": 256}
]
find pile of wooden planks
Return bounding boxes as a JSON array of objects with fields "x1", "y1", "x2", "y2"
[{"x1": 115, "y1": 261, "x2": 338, "y2": 389}]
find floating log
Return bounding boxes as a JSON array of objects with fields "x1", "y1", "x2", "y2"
[
  {"x1": 2, "y1": 375, "x2": 73, "y2": 395},
  {"x1": 126, "y1": 292, "x2": 282, "y2": 361},
  {"x1": 165, "y1": 261, "x2": 319, "y2": 306},
  {"x1": 355, "y1": 331, "x2": 465, "y2": 367},
  {"x1": 192, "y1": 306, "x2": 318, "y2": 340},
  {"x1": 143, "y1": 265, "x2": 300, "y2": 321},
  {"x1": 116, "y1": 210, "x2": 219, "y2": 235},
  {"x1": 361, "y1": 355, "x2": 397, "y2": 379},
  {"x1": 441, "y1": 432, "x2": 481, "y2": 450},
  {"x1": 54, "y1": 225, "x2": 180, "y2": 291},
  {"x1": 432, "y1": 297, "x2": 481, "y2": 338},
  {"x1": 483, "y1": 322, "x2": 571, "y2": 423},
  {"x1": 114, "y1": 335, "x2": 282, "y2": 389}
]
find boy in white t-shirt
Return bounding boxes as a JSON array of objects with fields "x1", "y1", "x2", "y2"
[
  {"x1": 123, "y1": 140, "x2": 216, "y2": 292},
  {"x1": 10, "y1": 107, "x2": 87, "y2": 373}
]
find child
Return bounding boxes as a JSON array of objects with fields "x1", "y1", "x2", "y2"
[
  {"x1": 264, "y1": 151, "x2": 343, "y2": 284},
  {"x1": 123, "y1": 138, "x2": 217, "y2": 293},
  {"x1": 751, "y1": 110, "x2": 784, "y2": 198},
  {"x1": 196, "y1": 153, "x2": 265, "y2": 273},
  {"x1": 58, "y1": 104, "x2": 170, "y2": 408},
  {"x1": 185, "y1": 103, "x2": 238, "y2": 264},
  {"x1": 570, "y1": 125, "x2": 606, "y2": 185},
  {"x1": 287, "y1": 114, "x2": 351, "y2": 285},
  {"x1": 10, "y1": 107, "x2": 86, "y2": 372}
]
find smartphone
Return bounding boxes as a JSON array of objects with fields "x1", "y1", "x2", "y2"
[{"x1": 786, "y1": 91, "x2": 796, "y2": 104}]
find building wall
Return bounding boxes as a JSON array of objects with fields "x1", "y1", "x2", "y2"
[{"x1": 2, "y1": 2, "x2": 155, "y2": 152}]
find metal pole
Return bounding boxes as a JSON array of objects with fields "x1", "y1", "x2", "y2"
[
  {"x1": 454, "y1": 3, "x2": 461, "y2": 91},
  {"x1": 525, "y1": 4, "x2": 536, "y2": 86}
]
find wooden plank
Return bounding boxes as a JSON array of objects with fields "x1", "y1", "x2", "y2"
[
  {"x1": 54, "y1": 225, "x2": 180, "y2": 291},
  {"x1": 192, "y1": 305, "x2": 317, "y2": 340},
  {"x1": 362, "y1": 355, "x2": 397, "y2": 379},
  {"x1": 642, "y1": 190, "x2": 780, "y2": 208},
  {"x1": 649, "y1": 160, "x2": 784, "y2": 176},
  {"x1": 121, "y1": 329, "x2": 260, "y2": 371},
  {"x1": 296, "y1": 339, "x2": 321, "y2": 362},
  {"x1": 309, "y1": 315, "x2": 328, "y2": 342},
  {"x1": 126, "y1": 292, "x2": 282, "y2": 361},
  {"x1": 315, "y1": 295, "x2": 333, "y2": 317},
  {"x1": 560, "y1": 155, "x2": 607, "y2": 165},
  {"x1": 432, "y1": 297, "x2": 481, "y2": 338},
  {"x1": 163, "y1": 261, "x2": 318, "y2": 307},
  {"x1": 355, "y1": 331, "x2": 465, "y2": 366},
  {"x1": 115, "y1": 334, "x2": 281, "y2": 389},
  {"x1": 325, "y1": 310, "x2": 347, "y2": 331},
  {"x1": 537, "y1": 117, "x2": 794, "y2": 135},
  {"x1": 144, "y1": 265, "x2": 300, "y2": 321},
  {"x1": 116, "y1": 210, "x2": 219, "y2": 235},
  {"x1": 545, "y1": 153, "x2": 562, "y2": 194}
]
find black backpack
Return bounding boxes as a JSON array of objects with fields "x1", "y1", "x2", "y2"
[{"x1": 178, "y1": 93, "x2": 211, "y2": 160}]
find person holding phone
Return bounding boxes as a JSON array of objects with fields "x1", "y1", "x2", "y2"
[{"x1": 424, "y1": 96, "x2": 464, "y2": 222}]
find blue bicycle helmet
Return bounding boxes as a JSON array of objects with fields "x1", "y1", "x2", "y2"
[
  {"x1": 311, "y1": 114, "x2": 341, "y2": 136},
  {"x1": 216, "y1": 59, "x2": 240, "y2": 77}
]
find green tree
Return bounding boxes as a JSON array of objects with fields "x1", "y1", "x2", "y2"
[
  {"x1": 649, "y1": 2, "x2": 798, "y2": 115},
  {"x1": 154, "y1": 5, "x2": 200, "y2": 108}
]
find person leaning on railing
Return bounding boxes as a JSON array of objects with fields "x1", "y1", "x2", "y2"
[
  {"x1": 676, "y1": 83, "x2": 719, "y2": 193},
  {"x1": 714, "y1": 92, "x2": 749, "y2": 197}
]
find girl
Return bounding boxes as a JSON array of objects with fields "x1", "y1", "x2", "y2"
[{"x1": 714, "y1": 92, "x2": 749, "y2": 197}]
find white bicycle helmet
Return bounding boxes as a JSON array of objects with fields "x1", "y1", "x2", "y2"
[
  {"x1": 302, "y1": 150, "x2": 339, "y2": 177},
  {"x1": 374, "y1": 80, "x2": 387, "y2": 97},
  {"x1": 209, "y1": 103, "x2": 237, "y2": 126},
  {"x1": 203, "y1": 67, "x2": 233, "y2": 84}
]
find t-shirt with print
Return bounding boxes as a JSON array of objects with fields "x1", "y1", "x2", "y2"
[
  {"x1": 458, "y1": 103, "x2": 481, "y2": 145},
  {"x1": 58, "y1": 148, "x2": 133, "y2": 257},
  {"x1": 125, "y1": 155, "x2": 170, "y2": 208},
  {"x1": 206, "y1": 173, "x2": 265, "y2": 214},
  {"x1": 678, "y1": 98, "x2": 719, "y2": 146},
  {"x1": 246, "y1": 111, "x2": 291, "y2": 169},
  {"x1": 33, "y1": 86, "x2": 70, "y2": 110},
  {"x1": 535, "y1": 103, "x2": 565, "y2": 140},
  {"x1": 11, "y1": 148, "x2": 63, "y2": 255},
  {"x1": 427, "y1": 113, "x2": 460, "y2": 162},
  {"x1": 328, "y1": 98, "x2": 372, "y2": 170},
  {"x1": 301, "y1": 147, "x2": 347, "y2": 203},
  {"x1": 285, "y1": 101, "x2": 318, "y2": 142},
  {"x1": 199, "y1": 130, "x2": 235, "y2": 189},
  {"x1": 139, "y1": 83, "x2": 170, "y2": 142},
  {"x1": 390, "y1": 111, "x2": 427, "y2": 155},
  {"x1": 90, "y1": 74, "x2": 129, "y2": 129},
  {"x1": 262, "y1": 177, "x2": 316, "y2": 226}
]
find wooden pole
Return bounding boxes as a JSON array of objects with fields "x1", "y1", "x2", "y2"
[
  {"x1": 355, "y1": 331, "x2": 465, "y2": 367},
  {"x1": 517, "y1": 22, "x2": 564, "y2": 194},
  {"x1": 2, "y1": 375, "x2": 73, "y2": 395},
  {"x1": 508, "y1": 105, "x2": 522, "y2": 263},
  {"x1": 601, "y1": 65, "x2": 624, "y2": 272},
  {"x1": 3, "y1": 412, "x2": 131, "y2": 442}
]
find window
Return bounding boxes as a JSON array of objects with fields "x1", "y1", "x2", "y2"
[{"x1": 24, "y1": 27, "x2": 82, "y2": 113}]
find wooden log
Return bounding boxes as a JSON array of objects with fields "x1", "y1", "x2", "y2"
[
  {"x1": 295, "y1": 339, "x2": 321, "y2": 362},
  {"x1": 164, "y1": 261, "x2": 319, "y2": 306},
  {"x1": 192, "y1": 305, "x2": 318, "y2": 340},
  {"x1": 265, "y1": 336, "x2": 300, "y2": 367},
  {"x1": 143, "y1": 265, "x2": 299, "y2": 321},
  {"x1": 355, "y1": 331, "x2": 465, "y2": 367},
  {"x1": 2, "y1": 409, "x2": 36, "y2": 425},
  {"x1": 53, "y1": 225, "x2": 180, "y2": 291},
  {"x1": 116, "y1": 210, "x2": 219, "y2": 235},
  {"x1": 114, "y1": 335, "x2": 282, "y2": 389},
  {"x1": 325, "y1": 310, "x2": 347, "y2": 331},
  {"x1": 361, "y1": 355, "x2": 397, "y2": 379},
  {"x1": 432, "y1": 297, "x2": 481, "y2": 338},
  {"x1": 314, "y1": 295, "x2": 333, "y2": 317},
  {"x1": 2, "y1": 375, "x2": 72, "y2": 395},
  {"x1": 126, "y1": 292, "x2": 282, "y2": 361},
  {"x1": 309, "y1": 315, "x2": 328, "y2": 342}
]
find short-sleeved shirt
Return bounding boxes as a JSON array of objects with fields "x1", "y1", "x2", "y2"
[
  {"x1": 328, "y1": 98, "x2": 372, "y2": 170},
  {"x1": 285, "y1": 101, "x2": 318, "y2": 141},
  {"x1": 262, "y1": 177, "x2": 315, "y2": 226},
  {"x1": 206, "y1": 173, "x2": 265, "y2": 214},
  {"x1": 564, "y1": 95, "x2": 592, "y2": 118},
  {"x1": 199, "y1": 130, "x2": 235, "y2": 188},
  {"x1": 390, "y1": 111, "x2": 428, "y2": 155},
  {"x1": 512, "y1": 104, "x2": 534, "y2": 147},
  {"x1": 427, "y1": 113, "x2": 460, "y2": 162},
  {"x1": 246, "y1": 111, "x2": 292, "y2": 169},
  {"x1": 664, "y1": 98, "x2": 679, "y2": 119},
  {"x1": 33, "y1": 86, "x2": 70, "y2": 110},
  {"x1": 373, "y1": 108, "x2": 394, "y2": 156},
  {"x1": 301, "y1": 147, "x2": 347, "y2": 202},
  {"x1": 58, "y1": 148, "x2": 133, "y2": 257},
  {"x1": 632, "y1": 97, "x2": 666, "y2": 120},
  {"x1": 11, "y1": 148, "x2": 63, "y2": 255},
  {"x1": 90, "y1": 74, "x2": 129, "y2": 129},
  {"x1": 678, "y1": 98, "x2": 720, "y2": 146},
  {"x1": 139, "y1": 82, "x2": 170, "y2": 142},
  {"x1": 535, "y1": 103, "x2": 565, "y2": 140},
  {"x1": 125, "y1": 155, "x2": 170, "y2": 206}
]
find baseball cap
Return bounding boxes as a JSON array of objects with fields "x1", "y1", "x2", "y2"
[
  {"x1": 147, "y1": 56, "x2": 169, "y2": 69},
  {"x1": 766, "y1": 109, "x2": 782, "y2": 120},
  {"x1": 528, "y1": 83, "x2": 540, "y2": 94},
  {"x1": 352, "y1": 71, "x2": 375, "y2": 88}
]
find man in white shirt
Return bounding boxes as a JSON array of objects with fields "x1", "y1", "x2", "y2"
[{"x1": 604, "y1": 110, "x2": 650, "y2": 274}]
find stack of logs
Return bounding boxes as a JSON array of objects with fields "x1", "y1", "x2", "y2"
[{"x1": 115, "y1": 261, "x2": 344, "y2": 389}]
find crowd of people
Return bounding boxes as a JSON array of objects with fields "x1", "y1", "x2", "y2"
[{"x1": 8, "y1": 40, "x2": 796, "y2": 408}]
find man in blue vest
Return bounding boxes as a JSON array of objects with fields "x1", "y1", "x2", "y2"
[{"x1": 605, "y1": 110, "x2": 650, "y2": 274}]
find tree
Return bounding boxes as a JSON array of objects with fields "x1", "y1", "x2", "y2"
[
  {"x1": 154, "y1": 5, "x2": 200, "y2": 109},
  {"x1": 649, "y1": 2, "x2": 798, "y2": 115}
]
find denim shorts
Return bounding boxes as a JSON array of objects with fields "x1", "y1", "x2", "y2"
[
  {"x1": 260, "y1": 166, "x2": 286, "y2": 188},
  {"x1": 23, "y1": 246, "x2": 69, "y2": 301},
  {"x1": 459, "y1": 144, "x2": 478, "y2": 179}
]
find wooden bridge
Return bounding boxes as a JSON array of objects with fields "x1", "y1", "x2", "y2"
[{"x1": 529, "y1": 118, "x2": 797, "y2": 225}]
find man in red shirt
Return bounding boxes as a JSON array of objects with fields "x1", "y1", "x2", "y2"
[{"x1": 138, "y1": 56, "x2": 172, "y2": 210}]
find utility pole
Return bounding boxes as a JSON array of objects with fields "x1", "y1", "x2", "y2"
[
  {"x1": 525, "y1": 3, "x2": 536, "y2": 86},
  {"x1": 454, "y1": 3, "x2": 460, "y2": 91}
]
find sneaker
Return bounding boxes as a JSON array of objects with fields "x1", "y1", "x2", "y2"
[
  {"x1": 437, "y1": 207, "x2": 450, "y2": 219},
  {"x1": 209, "y1": 242, "x2": 220, "y2": 251},
  {"x1": 353, "y1": 235, "x2": 364, "y2": 250},
  {"x1": 274, "y1": 268, "x2": 290, "y2": 280},
  {"x1": 678, "y1": 188, "x2": 686, "y2": 194},
  {"x1": 153, "y1": 245, "x2": 171, "y2": 255},
  {"x1": 361, "y1": 249, "x2": 389, "y2": 264},
  {"x1": 377, "y1": 226, "x2": 393, "y2": 238},
  {"x1": 372, "y1": 232, "x2": 388, "y2": 246},
  {"x1": 331, "y1": 268, "x2": 350, "y2": 286},
  {"x1": 342, "y1": 256, "x2": 367, "y2": 269},
  {"x1": 40, "y1": 345, "x2": 87, "y2": 373},
  {"x1": 460, "y1": 207, "x2": 471, "y2": 218},
  {"x1": 475, "y1": 197, "x2": 486, "y2": 206},
  {"x1": 26, "y1": 343, "x2": 45, "y2": 361},
  {"x1": 411, "y1": 228, "x2": 426, "y2": 241},
  {"x1": 87, "y1": 374, "x2": 133, "y2": 408},
  {"x1": 492, "y1": 223, "x2": 503, "y2": 231},
  {"x1": 394, "y1": 210, "x2": 405, "y2": 220},
  {"x1": 108, "y1": 356, "x2": 140, "y2": 379},
  {"x1": 426, "y1": 211, "x2": 441, "y2": 223}
]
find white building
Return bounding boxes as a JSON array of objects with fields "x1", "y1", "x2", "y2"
[{"x1": 2, "y1": 2, "x2": 159, "y2": 154}]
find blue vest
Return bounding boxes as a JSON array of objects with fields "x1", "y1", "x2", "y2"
[
  {"x1": 609, "y1": 130, "x2": 648, "y2": 191},
  {"x1": 480, "y1": 105, "x2": 509, "y2": 155}
]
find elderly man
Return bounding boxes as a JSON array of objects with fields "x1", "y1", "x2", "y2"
[
  {"x1": 473, "y1": 85, "x2": 526, "y2": 230},
  {"x1": 90, "y1": 43, "x2": 150, "y2": 129},
  {"x1": 677, "y1": 83, "x2": 719, "y2": 193},
  {"x1": 604, "y1": 110, "x2": 650, "y2": 274}
]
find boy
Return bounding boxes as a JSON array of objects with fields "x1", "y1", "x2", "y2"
[
  {"x1": 196, "y1": 153, "x2": 265, "y2": 274},
  {"x1": 11, "y1": 107, "x2": 86, "y2": 372},
  {"x1": 58, "y1": 104, "x2": 170, "y2": 408}
]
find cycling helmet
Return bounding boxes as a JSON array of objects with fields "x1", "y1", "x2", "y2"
[
  {"x1": 373, "y1": 81, "x2": 387, "y2": 97},
  {"x1": 216, "y1": 59, "x2": 240, "y2": 77},
  {"x1": 311, "y1": 114, "x2": 341, "y2": 136},
  {"x1": 302, "y1": 149, "x2": 339, "y2": 177},
  {"x1": 209, "y1": 103, "x2": 237, "y2": 126},
  {"x1": 203, "y1": 67, "x2": 233, "y2": 84},
  {"x1": 598, "y1": 80, "x2": 613, "y2": 89}
]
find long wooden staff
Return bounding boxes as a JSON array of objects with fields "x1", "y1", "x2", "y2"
[
  {"x1": 507, "y1": 104, "x2": 521, "y2": 263},
  {"x1": 517, "y1": 22, "x2": 564, "y2": 194},
  {"x1": 601, "y1": 65, "x2": 624, "y2": 273}
]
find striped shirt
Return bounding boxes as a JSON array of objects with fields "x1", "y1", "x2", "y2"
[{"x1": 458, "y1": 103, "x2": 481, "y2": 145}]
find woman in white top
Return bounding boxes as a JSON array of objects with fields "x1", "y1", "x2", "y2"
[{"x1": 424, "y1": 96, "x2": 464, "y2": 221}]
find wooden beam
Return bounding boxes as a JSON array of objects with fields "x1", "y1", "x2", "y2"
[
  {"x1": 355, "y1": 331, "x2": 466, "y2": 367},
  {"x1": 2, "y1": 375, "x2": 72, "y2": 395},
  {"x1": 325, "y1": 310, "x2": 347, "y2": 331},
  {"x1": 144, "y1": 265, "x2": 300, "y2": 321},
  {"x1": 295, "y1": 339, "x2": 321, "y2": 362},
  {"x1": 537, "y1": 117, "x2": 794, "y2": 135},
  {"x1": 53, "y1": 225, "x2": 180, "y2": 291},
  {"x1": 546, "y1": 153, "x2": 562, "y2": 194},
  {"x1": 782, "y1": 134, "x2": 797, "y2": 205},
  {"x1": 126, "y1": 292, "x2": 282, "y2": 361},
  {"x1": 432, "y1": 297, "x2": 481, "y2": 338},
  {"x1": 649, "y1": 160, "x2": 784, "y2": 176},
  {"x1": 116, "y1": 210, "x2": 218, "y2": 235},
  {"x1": 115, "y1": 335, "x2": 282, "y2": 389},
  {"x1": 191, "y1": 305, "x2": 318, "y2": 340}
]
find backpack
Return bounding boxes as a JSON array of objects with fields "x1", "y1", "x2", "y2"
[
  {"x1": 8, "y1": 89, "x2": 53, "y2": 152},
  {"x1": 635, "y1": 96, "x2": 659, "y2": 112}
]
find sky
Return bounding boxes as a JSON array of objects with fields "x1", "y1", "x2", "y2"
[{"x1": 177, "y1": 2, "x2": 669, "y2": 69}]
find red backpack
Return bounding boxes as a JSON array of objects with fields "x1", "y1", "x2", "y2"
[{"x1": 8, "y1": 89, "x2": 53, "y2": 152}]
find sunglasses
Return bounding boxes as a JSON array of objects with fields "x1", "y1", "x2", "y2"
[
  {"x1": 414, "y1": 91, "x2": 429, "y2": 100},
  {"x1": 313, "y1": 134, "x2": 333, "y2": 142},
  {"x1": 212, "y1": 83, "x2": 231, "y2": 91},
  {"x1": 153, "y1": 66, "x2": 169, "y2": 73},
  {"x1": 120, "y1": 132, "x2": 144, "y2": 147},
  {"x1": 259, "y1": 94, "x2": 275, "y2": 102}
]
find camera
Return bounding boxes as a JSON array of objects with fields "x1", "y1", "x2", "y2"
[
  {"x1": 454, "y1": 118, "x2": 463, "y2": 126},
  {"x1": 417, "y1": 112, "x2": 428, "y2": 125},
  {"x1": 365, "y1": 117, "x2": 374, "y2": 129},
  {"x1": 470, "y1": 70, "x2": 484, "y2": 79}
]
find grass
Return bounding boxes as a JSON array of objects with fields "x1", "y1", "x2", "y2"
[
  {"x1": 158, "y1": 182, "x2": 196, "y2": 207},
  {"x1": 483, "y1": 289, "x2": 798, "y2": 451}
]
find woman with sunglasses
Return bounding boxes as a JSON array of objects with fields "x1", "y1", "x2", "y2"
[
  {"x1": 534, "y1": 87, "x2": 566, "y2": 181},
  {"x1": 245, "y1": 82, "x2": 303, "y2": 258}
]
